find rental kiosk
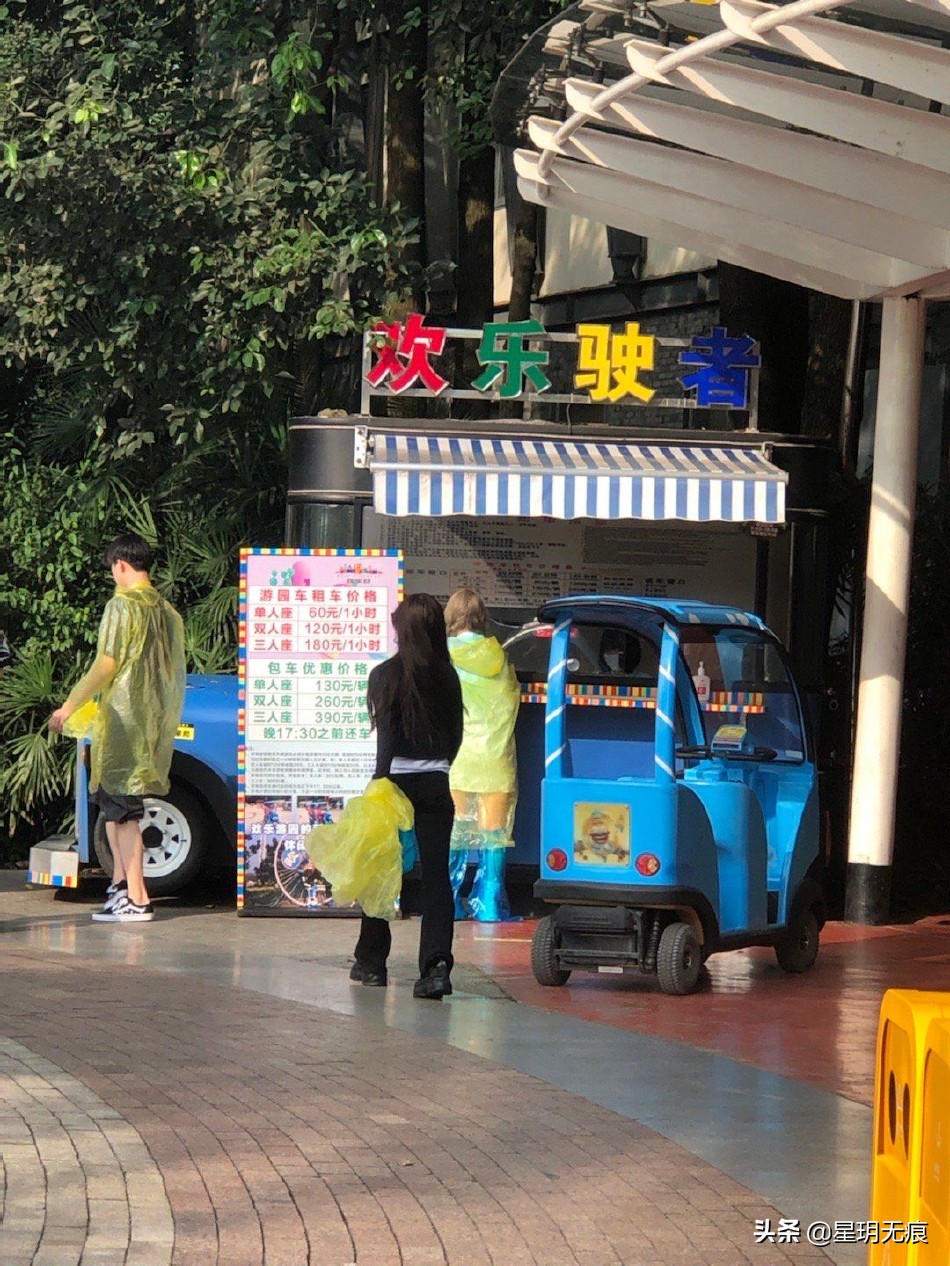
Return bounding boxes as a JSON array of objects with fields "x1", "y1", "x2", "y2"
[{"x1": 285, "y1": 321, "x2": 837, "y2": 875}]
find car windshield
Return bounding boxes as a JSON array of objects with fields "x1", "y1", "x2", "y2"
[
  {"x1": 505, "y1": 622, "x2": 660, "y2": 686},
  {"x1": 680, "y1": 627, "x2": 806, "y2": 762}
]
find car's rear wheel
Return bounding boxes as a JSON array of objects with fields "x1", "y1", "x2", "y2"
[
  {"x1": 656, "y1": 921, "x2": 702, "y2": 995},
  {"x1": 775, "y1": 905, "x2": 821, "y2": 974},
  {"x1": 531, "y1": 915, "x2": 571, "y2": 986},
  {"x1": 93, "y1": 783, "x2": 209, "y2": 897}
]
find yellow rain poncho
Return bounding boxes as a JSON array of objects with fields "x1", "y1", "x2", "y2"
[
  {"x1": 448, "y1": 631, "x2": 521, "y2": 919},
  {"x1": 82, "y1": 584, "x2": 186, "y2": 796},
  {"x1": 448, "y1": 633, "x2": 520, "y2": 796},
  {"x1": 304, "y1": 778, "x2": 414, "y2": 921}
]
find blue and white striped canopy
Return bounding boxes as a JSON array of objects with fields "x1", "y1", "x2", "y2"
[{"x1": 370, "y1": 433, "x2": 786, "y2": 523}]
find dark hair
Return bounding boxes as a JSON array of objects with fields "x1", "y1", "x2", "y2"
[
  {"x1": 369, "y1": 594, "x2": 451, "y2": 745},
  {"x1": 103, "y1": 533, "x2": 154, "y2": 573}
]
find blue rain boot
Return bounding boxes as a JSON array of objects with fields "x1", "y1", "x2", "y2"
[
  {"x1": 468, "y1": 836, "x2": 521, "y2": 923},
  {"x1": 449, "y1": 819, "x2": 475, "y2": 919}
]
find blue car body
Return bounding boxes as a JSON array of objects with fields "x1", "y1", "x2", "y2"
[
  {"x1": 530, "y1": 596, "x2": 824, "y2": 992},
  {"x1": 74, "y1": 596, "x2": 824, "y2": 962},
  {"x1": 170, "y1": 672, "x2": 242, "y2": 846},
  {"x1": 76, "y1": 673, "x2": 240, "y2": 878}
]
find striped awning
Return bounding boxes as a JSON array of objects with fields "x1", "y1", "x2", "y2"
[{"x1": 369, "y1": 434, "x2": 786, "y2": 523}]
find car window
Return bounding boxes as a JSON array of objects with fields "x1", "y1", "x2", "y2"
[
  {"x1": 505, "y1": 623, "x2": 659, "y2": 685},
  {"x1": 681, "y1": 628, "x2": 805, "y2": 762}
]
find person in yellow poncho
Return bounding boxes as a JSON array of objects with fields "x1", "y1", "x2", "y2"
[
  {"x1": 445, "y1": 589, "x2": 521, "y2": 922},
  {"x1": 49, "y1": 534, "x2": 185, "y2": 923}
]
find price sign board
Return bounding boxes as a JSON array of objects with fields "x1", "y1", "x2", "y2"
[{"x1": 238, "y1": 548, "x2": 402, "y2": 914}]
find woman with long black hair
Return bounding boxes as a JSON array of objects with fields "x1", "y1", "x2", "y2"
[{"x1": 350, "y1": 593, "x2": 464, "y2": 999}]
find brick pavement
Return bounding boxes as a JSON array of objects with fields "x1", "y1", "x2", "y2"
[
  {"x1": 455, "y1": 916, "x2": 950, "y2": 1106},
  {"x1": 0, "y1": 939, "x2": 833, "y2": 1266}
]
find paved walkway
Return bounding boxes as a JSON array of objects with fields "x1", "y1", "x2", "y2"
[
  {"x1": 0, "y1": 875, "x2": 945, "y2": 1266},
  {"x1": 459, "y1": 915, "x2": 950, "y2": 1106}
]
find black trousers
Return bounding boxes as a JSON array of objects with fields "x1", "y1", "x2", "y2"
[{"x1": 354, "y1": 771, "x2": 455, "y2": 976}]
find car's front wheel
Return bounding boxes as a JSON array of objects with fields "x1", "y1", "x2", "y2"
[{"x1": 93, "y1": 783, "x2": 209, "y2": 897}]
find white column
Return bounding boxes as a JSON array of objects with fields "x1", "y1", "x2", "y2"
[{"x1": 845, "y1": 295, "x2": 926, "y2": 923}]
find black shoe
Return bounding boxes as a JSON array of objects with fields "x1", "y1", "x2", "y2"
[
  {"x1": 413, "y1": 960, "x2": 452, "y2": 1000},
  {"x1": 350, "y1": 961, "x2": 388, "y2": 986}
]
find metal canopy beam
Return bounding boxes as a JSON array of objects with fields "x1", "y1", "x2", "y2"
[
  {"x1": 722, "y1": 0, "x2": 950, "y2": 104},
  {"x1": 527, "y1": 116, "x2": 948, "y2": 270},
  {"x1": 902, "y1": 0, "x2": 950, "y2": 19},
  {"x1": 624, "y1": 36, "x2": 950, "y2": 173},
  {"x1": 515, "y1": 154, "x2": 880, "y2": 299},
  {"x1": 515, "y1": 147, "x2": 920, "y2": 295},
  {"x1": 563, "y1": 79, "x2": 950, "y2": 232}
]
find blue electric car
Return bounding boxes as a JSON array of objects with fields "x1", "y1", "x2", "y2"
[
  {"x1": 75, "y1": 673, "x2": 240, "y2": 896},
  {"x1": 530, "y1": 596, "x2": 825, "y2": 994},
  {"x1": 73, "y1": 594, "x2": 825, "y2": 963}
]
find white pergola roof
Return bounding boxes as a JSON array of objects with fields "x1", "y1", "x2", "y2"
[{"x1": 515, "y1": 0, "x2": 950, "y2": 302}]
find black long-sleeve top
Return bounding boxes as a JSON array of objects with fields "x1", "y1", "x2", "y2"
[{"x1": 368, "y1": 656, "x2": 464, "y2": 778}]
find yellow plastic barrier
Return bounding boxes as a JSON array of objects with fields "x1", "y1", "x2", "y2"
[
  {"x1": 870, "y1": 990, "x2": 950, "y2": 1265},
  {"x1": 916, "y1": 1017, "x2": 950, "y2": 1266}
]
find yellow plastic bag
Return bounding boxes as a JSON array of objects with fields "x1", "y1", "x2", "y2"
[
  {"x1": 63, "y1": 699, "x2": 99, "y2": 741},
  {"x1": 304, "y1": 778, "x2": 414, "y2": 921}
]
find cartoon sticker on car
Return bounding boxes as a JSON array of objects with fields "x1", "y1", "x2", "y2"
[{"x1": 574, "y1": 803, "x2": 630, "y2": 866}]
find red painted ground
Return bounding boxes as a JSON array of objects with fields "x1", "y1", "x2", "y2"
[{"x1": 452, "y1": 916, "x2": 950, "y2": 1106}]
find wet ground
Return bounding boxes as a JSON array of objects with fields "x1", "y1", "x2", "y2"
[{"x1": 0, "y1": 871, "x2": 945, "y2": 1264}]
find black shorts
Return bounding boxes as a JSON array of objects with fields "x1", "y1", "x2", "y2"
[{"x1": 94, "y1": 788, "x2": 146, "y2": 824}]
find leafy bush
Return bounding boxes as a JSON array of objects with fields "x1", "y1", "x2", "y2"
[
  {"x1": 0, "y1": 0, "x2": 417, "y2": 456},
  {"x1": 0, "y1": 427, "x2": 287, "y2": 847},
  {"x1": 0, "y1": 0, "x2": 418, "y2": 852}
]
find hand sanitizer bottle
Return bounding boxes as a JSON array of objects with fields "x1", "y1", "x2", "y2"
[{"x1": 693, "y1": 661, "x2": 710, "y2": 707}]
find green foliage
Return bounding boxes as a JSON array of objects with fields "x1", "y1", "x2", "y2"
[
  {"x1": 0, "y1": 0, "x2": 418, "y2": 454},
  {"x1": 0, "y1": 445, "x2": 117, "y2": 839},
  {"x1": 0, "y1": 424, "x2": 287, "y2": 841},
  {"x1": 0, "y1": 0, "x2": 421, "y2": 848},
  {"x1": 427, "y1": 1, "x2": 570, "y2": 158},
  {"x1": 0, "y1": 0, "x2": 568, "y2": 852}
]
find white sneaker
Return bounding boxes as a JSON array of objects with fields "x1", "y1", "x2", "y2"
[{"x1": 92, "y1": 896, "x2": 155, "y2": 923}]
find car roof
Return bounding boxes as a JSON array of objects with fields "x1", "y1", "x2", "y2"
[{"x1": 538, "y1": 595, "x2": 767, "y2": 632}]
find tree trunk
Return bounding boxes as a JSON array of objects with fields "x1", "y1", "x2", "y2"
[
  {"x1": 508, "y1": 191, "x2": 539, "y2": 322},
  {"x1": 385, "y1": 0, "x2": 428, "y2": 312},
  {"x1": 454, "y1": 145, "x2": 495, "y2": 414},
  {"x1": 800, "y1": 293, "x2": 855, "y2": 440},
  {"x1": 456, "y1": 146, "x2": 495, "y2": 328},
  {"x1": 718, "y1": 263, "x2": 809, "y2": 434}
]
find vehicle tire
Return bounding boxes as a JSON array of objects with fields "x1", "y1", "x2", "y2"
[
  {"x1": 775, "y1": 903, "x2": 821, "y2": 974},
  {"x1": 531, "y1": 915, "x2": 571, "y2": 986},
  {"x1": 656, "y1": 921, "x2": 702, "y2": 995},
  {"x1": 92, "y1": 783, "x2": 210, "y2": 897}
]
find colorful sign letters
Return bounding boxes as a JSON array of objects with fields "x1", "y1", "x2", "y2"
[{"x1": 365, "y1": 316, "x2": 760, "y2": 409}]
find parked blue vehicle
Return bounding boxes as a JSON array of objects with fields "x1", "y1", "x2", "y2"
[
  {"x1": 77, "y1": 673, "x2": 240, "y2": 896},
  {"x1": 76, "y1": 595, "x2": 825, "y2": 960},
  {"x1": 530, "y1": 596, "x2": 825, "y2": 994}
]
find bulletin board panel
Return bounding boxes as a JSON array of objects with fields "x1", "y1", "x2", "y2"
[{"x1": 238, "y1": 548, "x2": 402, "y2": 914}]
